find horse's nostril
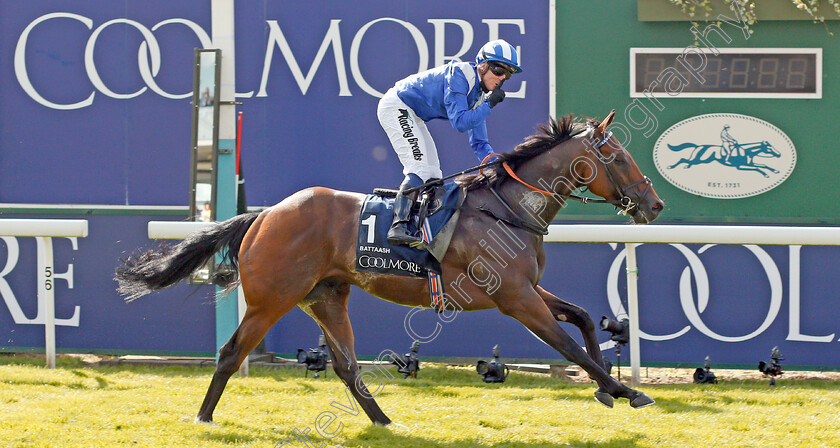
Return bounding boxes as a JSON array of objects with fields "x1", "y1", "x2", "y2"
[{"x1": 652, "y1": 202, "x2": 663, "y2": 211}]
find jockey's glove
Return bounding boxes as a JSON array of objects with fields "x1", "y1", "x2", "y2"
[{"x1": 487, "y1": 88, "x2": 505, "y2": 108}]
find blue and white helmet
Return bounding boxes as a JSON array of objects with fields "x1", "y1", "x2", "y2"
[{"x1": 475, "y1": 39, "x2": 523, "y2": 73}]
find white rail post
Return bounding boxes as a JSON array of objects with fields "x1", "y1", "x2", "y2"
[
  {"x1": 38, "y1": 237, "x2": 56, "y2": 369},
  {"x1": 625, "y1": 243, "x2": 641, "y2": 386},
  {"x1": 545, "y1": 223, "x2": 840, "y2": 387}
]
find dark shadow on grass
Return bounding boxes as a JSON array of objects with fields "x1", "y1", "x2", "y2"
[
  {"x1": 338, "y1": 425, "x2": 649, "y2": 447},
  {"x1": 70, "y1": 369, "x2": 109, "y2": 389},
  {"x1": 647, "y1": 396, "x2": 722, "y2": 414},
  {"x1": 395, "y1": 383, "x2": 598, "y2": 406},
  {"x1": 199, "y1": 420, "x2": 286, "y2": 445},
  {"x1": 201, "y1": 430, "x2": 258, "y2": 444},
  {"x1": 8, "y1": 378, "x2": 87, "y2": 389}
]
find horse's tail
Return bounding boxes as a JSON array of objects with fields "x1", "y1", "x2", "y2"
[
  {"x1": 115, "y1": 212, "x2": 260, "y2": 302},
  {"x1": 667, "y1": 143, "x2": 697, "y2": 152}
]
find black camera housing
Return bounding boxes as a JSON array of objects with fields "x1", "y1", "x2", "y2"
[
  {"x1": 296, "y1": 335, "x2": 329, "y2": 377},
  {"x1": 758, "y1": 346, "x2": 784, "y2": 384},
  {"x1": 694, "y1": 356, "x2": 718, "y2": 384},
  {"x1": 599, "y1": 316, "x2": 629, "y2": 345},
  {"x1": 476, "y1": 345, "x2": 509, "y2": 383},
  {"x1": 389, "y1": 341, "x2": 421, "y2": 378}
]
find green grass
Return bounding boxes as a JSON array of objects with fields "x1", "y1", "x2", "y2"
[{"x1": 1, "y1": 355, "x2": 839, "y2": 447}]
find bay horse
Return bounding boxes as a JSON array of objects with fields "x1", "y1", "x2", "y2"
[{"x1": 115, "y1": 111, "x2": 665, "y2": 426}]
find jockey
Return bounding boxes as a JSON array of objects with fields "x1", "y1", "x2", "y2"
[
  {"x1": 721, "y1": 124, "x2": 742, "y2": 164},
  {"x1": 377, "y1": 39, "x2": 523, "y2": 246}
]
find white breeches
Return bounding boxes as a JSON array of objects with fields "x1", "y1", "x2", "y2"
[{"x1": 377, "y1": 88, "x2": 442, "y2": 182}]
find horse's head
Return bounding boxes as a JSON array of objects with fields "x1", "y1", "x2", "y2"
[
  {"x1": 581, "y1": 110, "x2": 665, "y2": 223},
  {"x1": 756, "y1": 141, "x2": 781, "y2": 158}
]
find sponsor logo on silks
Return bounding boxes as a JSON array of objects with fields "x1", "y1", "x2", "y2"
[
  {"x1": 653, "y1": 113, "x2": 797, "y2": 199},
  {"x1": 358, "y1": 255, "x2": 422, "y2": 274},
  {"x1": 397, "y1": 108, "x2": 422, "y2": 161}
]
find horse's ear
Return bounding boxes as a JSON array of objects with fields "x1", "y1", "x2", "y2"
[{"x1": 598, "y1": 109, "x2": 616, "y2": 134}]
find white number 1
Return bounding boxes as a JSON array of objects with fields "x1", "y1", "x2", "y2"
[{"x1": 361, "y1": 215, "x2": 376, "y2": 244}]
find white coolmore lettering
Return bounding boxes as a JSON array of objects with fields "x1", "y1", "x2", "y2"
[
  {"x1": 607, "y1": 243, "x2": 692, "y2": 344},
  {"x1": 258, "y1": 19, "x2": 351, "y2": 97},
  {"x1": 358, "y1": 255, "x2": 421, "y2": 273},
  {"x1": 15, "y1": 13, "x2": 212, "y2": 109},
  {"x1": 682, "y1": 245, "x2": 782, "y2": 343},
  {"x1": 16, "y1": 14, "x2": 528, "y2": 107},
  {"x1": 86, "y1": 18, "x2": 162, "y2": 100},
  {"x1": 350, "y1": 18, "x2": 428, "y2": 98},
  {"x1": 607, "y1": 243, "x2": 791, "y2": 346},
  {"x1": 787, "y1": 245, "x2": 835, "y2": 342},
  {"x1": 428, "y1": 19, "x2": 473, "y2": 67},
  {"x1": 481, "y1": 18, "x2": 526, "y2": 98},
  {"x1": 0, "y1": 237, "x2": 79, "y2": 327},
  {"x1": 143, "y1": 19, "x2": 213, "y2": 99},
  {"x1": 0, "y1": 237, "x2": 27, "y2": 323},
  {"x1": 15, "y1": 13, "x2": 95, "y2": 110}
]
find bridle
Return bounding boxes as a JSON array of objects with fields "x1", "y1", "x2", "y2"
[
  {"x1": 480, "y1": 127, "x2": 654, "y2": 235},
  {"x1": 593, "y1": 130, "x2": 654, "y2": 216}
]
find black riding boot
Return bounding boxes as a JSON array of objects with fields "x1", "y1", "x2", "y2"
[{"x1": 387, "y1": 187, "x2": 422, "y2": 246}]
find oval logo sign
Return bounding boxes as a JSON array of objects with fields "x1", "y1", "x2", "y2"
[{"x1": 653, "y1": 113, "x2": 796, "y2": 199}]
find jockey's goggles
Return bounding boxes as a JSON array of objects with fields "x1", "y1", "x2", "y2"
[{"x1": 487, "y1": 61, "x2": 514, "y2": 79}]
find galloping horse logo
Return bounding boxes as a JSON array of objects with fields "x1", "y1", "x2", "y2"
[
  {"x1": 653, "y1": 113, "x2": 796, "y2": 199},
  {"x1": 667, "y1": 125, "x2": 782, "y2": 178}
]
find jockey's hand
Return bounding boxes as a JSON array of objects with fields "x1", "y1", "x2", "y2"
[{"x1": 487, "y1": 88, "x2": 505, "y2": 108}]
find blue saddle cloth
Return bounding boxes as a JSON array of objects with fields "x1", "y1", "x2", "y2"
[{"x1": 355, "y1": 182, "x2": 464, "y2": 278}]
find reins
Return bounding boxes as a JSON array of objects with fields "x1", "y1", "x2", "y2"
[
  {"x1": 403, "y1": 127, "x2": 588, "y2": 195},
  {"x1": 402, "y1": 124, "x2": 654, "y2": 237},
  {"x1": 476, "y1": 126, "x2": 655, "y2": 235},
  {"x1": 477, "y1": 129, "x2": 646, "y2": 212}
]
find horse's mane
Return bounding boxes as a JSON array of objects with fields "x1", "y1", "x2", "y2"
[{"x1": 458, "y1": 114, "x2": 594, "y2": 190}]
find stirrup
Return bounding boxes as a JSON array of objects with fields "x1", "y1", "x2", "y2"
[{"x1": 387, "y1": 224, "x2": 422, "y2": 246}]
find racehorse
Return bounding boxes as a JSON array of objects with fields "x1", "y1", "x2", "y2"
[
  {"x1": 667, "y1": 140, "x2": 782, "y2": 177},
  {"x1": 115, "y1": 111, "x2": 665, "y2": 426}
]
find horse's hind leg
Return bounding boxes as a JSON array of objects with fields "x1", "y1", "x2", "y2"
[
  {"x1": 196, "y1": 302, "x2": 293, "y2": 423},
  {"x1": 536, "y1": 286, "x2": 608, "y2": 371},
  {"x1": 299, "y1": 279, "x2": 392, "y2": 426}
]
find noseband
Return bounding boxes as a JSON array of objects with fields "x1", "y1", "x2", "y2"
[{"x1": 595, "y1": 131, "x2": 654, "y2": 216}]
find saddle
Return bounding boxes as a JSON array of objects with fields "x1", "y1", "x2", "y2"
[
  {"x1": 355, "y1": 182, "x2": 466, "y2": 312},
  {"x1": 361, "y1": 182, "x2": 465, "y2": 265},
  {"x1": 372, "y1": 183, "x2": 455, "y2": 242}
]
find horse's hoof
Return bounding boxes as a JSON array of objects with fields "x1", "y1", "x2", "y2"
[
  {"x1": 630, "y1": 392, "x2": 655, "y2": 409},
  {"x1": 384, "y1": 421, "x2": 408, "y2": 429},
  {"x1": 594, "y1": 390, "x2": 614, "y2": 408},
  {"x1": 194, "y1": 416, "x2": 215, "y2": 426}
]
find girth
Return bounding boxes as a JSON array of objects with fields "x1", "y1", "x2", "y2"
[{"x1": 477, "y1": 187, "x2": 549, "y2": 236}]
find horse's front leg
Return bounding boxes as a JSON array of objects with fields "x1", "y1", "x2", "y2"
[
  {"x1": 752, "y1": 163, "x2": 779, "y2": 174},
  {"x1": 736, "y1": 165, "x2": 769, "y2": 177},
  {"x1": 535, "y1": 286, "x2": 608, "y2": 371},
  {"x1": 495, "y1": 286, "x2": 654, "y2": 409}
]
